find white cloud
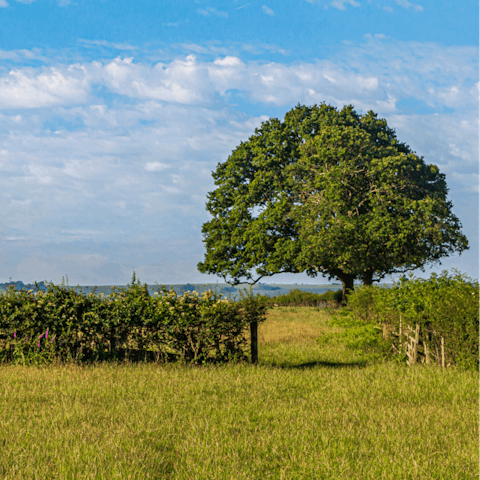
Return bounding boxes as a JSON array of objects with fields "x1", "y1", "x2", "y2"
[
  {"x1": 330, "y1": 0, "x2": 361, "y2": 10},
  {"x1": 0, "y1": 38, "x2": 476, "y2": 283},
  {"x1": 220, "y1": 57, "x2": 378, "y2": 105},
  {"x1": 364, "y1": 33, "x2": 387, "y2": 40},
  {"x1": 0, "y1": 41, "x2": 476, "y2": 116},
  {"x1": 330, "y1": 0, "x2": 360, "y2": 10},
  {"x1": 213, "y1": 56, "x2": 243, "y2": 67},
  {"x1": 0, "y1": 99, "x2": 266, "y2": 251},
  {"x1": 307, "y1": 0, "x2": 421, "y2": 11},
  {"x1": 177, "y1": 43, "x2": 229, "y2": 56},
  {"x1": 145, "y1": 161, "x2": 169, "y2": 172},
  {"x1": 196, "y1": 7, "x2": 228, "y2": 18},
  {"x1": 235, "y1": 2, "x2": 252, "y2": 10},
  {"x1": 385, "y1": 110, "x2": 479, "y2": 194},
  {"x1": 0, "y1": 48, "x2": 51, "y2": 63},
  {"x1": 0, "y1": 65, "x2": 90, "y2": 108},
  {"x1": 88, "y1": 55, "x2": 213, "y2": 105},
  {"x1": 169, "y1": 41, "x2": 289, "y2": 58},
  {"x1": 0, "y1": 0, "x2": 8, "y2": 7},
  {"x1": 427, "y1": 85, "x2": 470, "y2": 108},
  {"x1": 241, "y1": 43, "x2": 289, "y2": 56},
  {"x1": 394, "y1": 0, "x2": 423, "y2": 12},
  {"x1": 14, "y1": 0, "x2": 35, "y2": 3},
  {"x1": 0, "y1": 49, "x2": 18, "y2": 59},
  {"x1": 262, "y1": 5, "x2": 274, "y2": 15}
]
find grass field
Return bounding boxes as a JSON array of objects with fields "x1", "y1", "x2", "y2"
[{"x1": 0, "y1": 307, "x2": 477, "y2": 479}]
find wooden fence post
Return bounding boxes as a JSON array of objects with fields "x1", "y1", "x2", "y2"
[
  {"x1": 441, "y1": 336, "x2": 445, "y2": 368},
  {"x1": 406, "y1": 325, "x2": 412, "y2": 366},
  {"x1": 250, "y1": 321, "x2": 258, "y2": 364},
  {"x1": 424, "y1": 337, "x2": 431, "y2": 364},
  {"x1": 412, "y1": 323, "x2": 420, "y2": 365},
  {"x1": 399, "y1": 315, "x2": 403, "y2": 351},
  {"x1": 406, "y1": 323, "x2": 420, "y2": 366},
  {"x1": 413, "y1": 323, "x2": 420, "y2": 363}
]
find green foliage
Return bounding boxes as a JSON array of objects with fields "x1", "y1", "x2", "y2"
[
  {"x1": 198, "y1": 103, "x2": 468, "y2": 298},
  {"x1": 317, "y1": 288, "x2": 344, "y2": 305},
  {"x1": 316, "y1": 324, "x2": 388, "y2": 353},
  {"x1": 0, "y1": 272, "x2": 269, "y2": 366},
  {"x1": 262, "y1": 288, "x2": 343, "y2": 307},
  {"x1": 344, "y1": 270, "x2": 479, "y2": 369},
  {"x1": 315, "y1": 308, "x2": 392, "y2": 360},
  {"x1": 237, "y1": 286, "x2": 272, "y2": 323},
  {"x1": 346, "y1": 284, "x2": 390, "y2": 323}
]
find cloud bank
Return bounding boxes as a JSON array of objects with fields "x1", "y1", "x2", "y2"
[{"x1": 0, "y1": 37, "x2": 477, "y2": 285}]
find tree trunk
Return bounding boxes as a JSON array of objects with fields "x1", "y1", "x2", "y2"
[
  {"x1": 363, "y1": 270, "x2": 374, "y2": 286},
  {"x1": 337, "y1": 274, "x2": 355, "y2": 303},
  {"x1": 250, "y1": 321, "x2": 258, "y2": 364}
]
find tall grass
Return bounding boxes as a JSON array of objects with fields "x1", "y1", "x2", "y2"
[{"x1": 0, "y1": 306, "x2": 477, "y2": 479}]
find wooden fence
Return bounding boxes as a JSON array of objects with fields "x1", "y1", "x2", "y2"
[{"x1": 383, "y1": 317, "x2": 448, "y2": 367}]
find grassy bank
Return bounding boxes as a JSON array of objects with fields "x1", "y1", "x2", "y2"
[{"x1": 0, "y1": 307, "x2": 477, "y2": 479}]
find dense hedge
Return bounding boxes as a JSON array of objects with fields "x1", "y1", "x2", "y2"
[
  {"x1": 0, "y1": 273, "x2": 271, "y2": 366},
  {"x1": 344, "y1": 270, "x2": 479, "y2": 369}
]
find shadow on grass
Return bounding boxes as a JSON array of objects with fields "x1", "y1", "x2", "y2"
[{"x1": 264, "y1": 360, "x2": 369, "y2": 370}]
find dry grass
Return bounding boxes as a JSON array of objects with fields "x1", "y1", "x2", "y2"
[{"x1": 259, "y1": 306, "x2": 343, "y2": 344}]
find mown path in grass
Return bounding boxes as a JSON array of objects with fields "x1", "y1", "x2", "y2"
[{"x1": 0, "y1": 307, "x2": 478, "y2": 479}]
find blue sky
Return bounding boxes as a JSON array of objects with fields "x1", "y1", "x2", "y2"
[{"x1": 0, "y1": 0, "x2": 478, "y2": 286}]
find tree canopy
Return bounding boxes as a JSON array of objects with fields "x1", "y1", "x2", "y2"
[{"x1": 197, "y1": 103, "x2": 469, "y2": 299}]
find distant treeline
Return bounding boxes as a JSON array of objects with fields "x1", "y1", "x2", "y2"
[{"x1": 261, "y1": 288, "x2": 343, "y2": 307}]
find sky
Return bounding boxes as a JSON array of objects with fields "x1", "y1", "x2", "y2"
[{"x1": 0, "y1": 0, "x2": 478, "y2": 287}]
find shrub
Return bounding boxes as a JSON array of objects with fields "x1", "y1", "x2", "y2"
[
  {"x1": 0, "y1": 273, "x2": 270, "y2": 366},
  {"x1": 344, "y1": 270, "x2": 479, "y2": 369}
]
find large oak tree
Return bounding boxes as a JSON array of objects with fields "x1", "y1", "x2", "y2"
[{"x1": 197, "y1": 104, "x2": 469, "y2": 300}]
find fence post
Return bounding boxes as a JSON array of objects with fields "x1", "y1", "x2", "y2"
[
  {"x1": 412, "y1": 323, "x2": 420, "y2": 364},
  {"x1": 441, "y1": 336, "x2": 445, "y2": 368},
  {"x1": 250, "y1": 321, "x2": 258, "y2": 364},
  {"x1": 399, "y1": 315, "x2": 403, "y2": 351},
  {"x1": 424, "y1": 337, "x2": 431, "y2": 364}
]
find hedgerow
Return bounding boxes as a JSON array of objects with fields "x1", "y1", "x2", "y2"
[
  {"x1": 0, "y1": 273, "x2": 271, "y2": 366},
  {"x1": 335, "y1": 270, "x2": 479, "y2": 369}
]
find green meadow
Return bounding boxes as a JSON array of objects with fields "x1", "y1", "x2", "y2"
[{"x1": 0, "y1": 306, "x2": 477, "y2": 479}]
